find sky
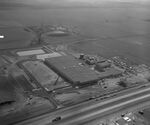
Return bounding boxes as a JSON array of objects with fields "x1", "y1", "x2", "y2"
[
  {"x1": 0, "y1": 0, "x2": 149, "y2": 7},
  {"x1": 1, "y1": 0, "x2": 149, "y2": 3},
  {"x1": 21, "y1": 0, "x2": 149, "y2": 3}
]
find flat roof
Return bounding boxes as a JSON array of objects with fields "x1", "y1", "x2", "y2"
[
  {"x1": 36, "y1": 52, "x2": 62, "y2": 61},
  {"x1": 17, "y1": 49, "x2": 45, "y2": 56},
  {"x1": 45, "y1": 55, "x2": 99, "y2": 85},
  {"x1": 22, "y1": 61, "x2": 58, "y2": 86}
]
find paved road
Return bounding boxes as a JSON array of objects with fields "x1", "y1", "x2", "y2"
[{"x1": 15, "y1": 84, "x2": 150, "y2": 125}]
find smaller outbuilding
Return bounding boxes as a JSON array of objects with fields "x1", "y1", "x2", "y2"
[
  {"x1": 98, "y1": 68, "x2": 122, "y2": 79},
  {"x1": 36, "y1": 52, "x2": 62, "y2": 61},
  {"x1": 95, "y1": 61, "x2": 111, "y2": 72},
  {"x1": 17, "y1": 49, "x2": 45, "y2": 56}
]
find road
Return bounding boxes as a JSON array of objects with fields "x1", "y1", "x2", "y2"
[{"x1": 14, "y1": 84, "x2": 150, "y2": 125}]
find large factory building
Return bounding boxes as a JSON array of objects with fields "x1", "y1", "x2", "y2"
[{"x1": 45, "y1": 55, "x2": 100, "y2": 86}]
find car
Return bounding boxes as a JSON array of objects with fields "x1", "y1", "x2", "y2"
[{"x1": 123, "y1": 116, "x2": 131, "y2": 122}]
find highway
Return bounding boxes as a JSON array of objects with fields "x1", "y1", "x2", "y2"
[{"x1": 15, "y1": 84, "x2": 150, "y2": 125}]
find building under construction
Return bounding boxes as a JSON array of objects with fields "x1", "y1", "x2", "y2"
[{"x1": 45, "y1": 55, "x2": 100, "y2": 86}]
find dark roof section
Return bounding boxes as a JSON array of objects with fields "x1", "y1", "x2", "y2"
[
  {"x1": 45, "y1": 55, "x2": 99, "y2": 86},
  {"x1": 0, "y1": 76, "x2": 16, "y2": 104}
]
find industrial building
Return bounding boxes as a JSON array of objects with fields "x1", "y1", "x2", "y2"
[
  {"x1": 21, "y1": 60, "x2": 58, "y2": 87},
  {"x1": 98, "y1": 68, "x2": 122, "y2": 79},
  {"x1": 79, "y1": 54, "x2": 106, "y2": 64},
  {"x1": 95, "y1": 61, "x2": 111, "y2": 72},
  {"x1": 45, "y1": 55, "x2": 100, "y2": 86},
  {"x1": 16, "y1": 49, "x2": 45, "y2": 56},
  {"x1": 36, "y1": 52, "x2": 62, "y2": 61}
]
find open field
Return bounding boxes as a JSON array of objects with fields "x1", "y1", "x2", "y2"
[
  {"x1": 1, "y1": 3, "x2": 150, "y2": 65},
  {"x1": 0, "y1": 27, "x2": 33, "y2": 50}
]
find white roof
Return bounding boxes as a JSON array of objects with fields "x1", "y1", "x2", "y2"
[
  {"x1": 17, "y1": 49, "x2": 45, "y2": 56},
  {"x1": 36, "y1": 52, "x2": 62, "y2": 60}
]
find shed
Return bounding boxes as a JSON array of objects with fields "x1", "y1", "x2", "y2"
[{"x1": 95, "y1": 61, "x2": 111, "y2": 72}]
